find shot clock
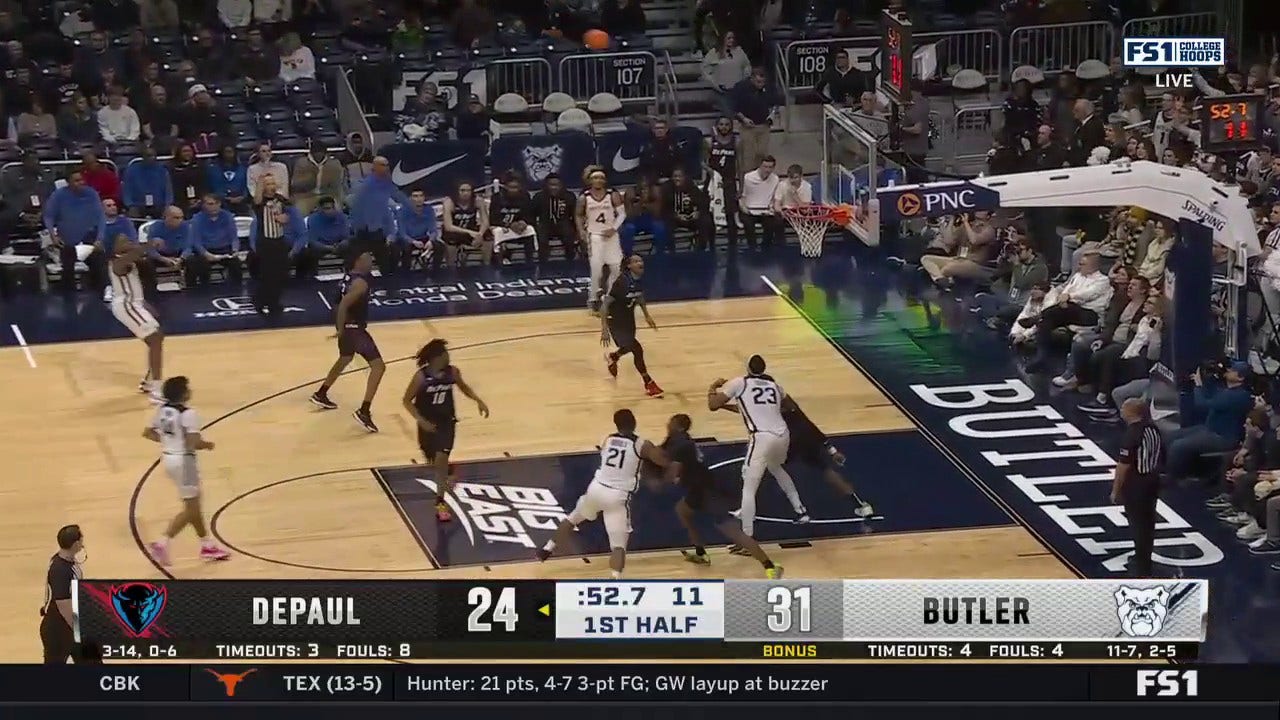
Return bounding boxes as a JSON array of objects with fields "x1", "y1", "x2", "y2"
[
  {"x1": 880, "y1": 9, "x2": 913, "y2": 104},
  {"x1": 1199, "y1": 93, "x2": 1264, "y2": 153}
]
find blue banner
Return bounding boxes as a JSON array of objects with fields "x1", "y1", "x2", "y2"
[
  {"x1": 379, "y1": 140, "x2": 488, "y2": 197},
  {"x1": 878, "y1": 181, "x2": 1001, "y2": 223},
  {"x1": 490, "y1": 132, "x2": 596, "y2": 189},
  {"x1": 594, "y1": 126, "x2": 704, "y2": 186}
]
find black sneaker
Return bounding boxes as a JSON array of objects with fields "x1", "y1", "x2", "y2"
[
  {"x1": 535, "y1": 548, "x2": 551, "y2": 562},
  {"x1": 309, "y1": 391, "x2": 337, "y2": 410},
  {"x1": 1077, "y1": 399, "x2": 1112, "y2": 414},
  {"x1": 1250, "y1": 539, "x2": 1280, "y2": 555},
  {"x1": 681, "y1": 549, "x2": 711, "y2": 565},
  {"x1": 353, "y1": 408, "x2": 378, "y2": 433},
  {"x1": 727, "y1": 544, "x2": 752, "y2": 557}
]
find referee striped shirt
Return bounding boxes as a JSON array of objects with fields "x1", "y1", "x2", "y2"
[{"x1": 1119, "y1": 419, "x2": 1164, "y2": 479}]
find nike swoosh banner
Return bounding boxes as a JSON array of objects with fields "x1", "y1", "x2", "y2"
[
  {"x1": 378, "y1": 140, "x2": 487, "y2": 196},
  {"x1": 491, "y1": 131, "x2": 596, "y2": 188},
  {"x1": 595, "y1": 126, "x2": 706, "y2": 186}
]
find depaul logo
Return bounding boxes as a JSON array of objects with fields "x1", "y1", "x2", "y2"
[{"x1": 110, "y1": 582, "x2": 167, "y2": 636}]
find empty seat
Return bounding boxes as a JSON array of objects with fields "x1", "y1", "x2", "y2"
[
  {"x1": 586, "y1": 92, "x2": 622, "y2": 115},
  {"x1": 555, "y1": 108, "x2": 592, "y2": 133},
  {"x1": 1010, "y1": 64, "x2": 1045, "y2": 87},
  {"x1": 542, "y1": 92, "x2": 576, "y2": 115},
  {"x1": 492, "y1": 93, "x2": 534, "y2": 136},
  {"x1": 1075, "y1": 59, "x2": 1109, "y2": 81}
]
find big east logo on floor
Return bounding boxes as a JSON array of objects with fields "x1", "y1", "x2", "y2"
[{"x1": 908, "y1": 378, "x2": 1224, "y2": 573}]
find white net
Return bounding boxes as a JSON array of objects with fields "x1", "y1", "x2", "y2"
[{"x1": 784, "y1": 206, "x2": 835, "y2": 258}]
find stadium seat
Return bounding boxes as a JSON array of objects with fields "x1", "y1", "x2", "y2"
[
  {"x1": 555, "y1": 108, "x2": 593, "y2": 133},
  {"x1": 1010, "y1": 64, "x2": 1045, "y2": 87},
  {"x1": 492, "y1": 93, "x2": 535, "y2": 136},
  {"x1": 949, "y1": 68, "x2": 990, "y2": 109},
  {"x1": 542, "y1": 92, "x2": 576, "y2": 116},
  {"x1": 1075, "y1": 59, "x2": 1109, "y2": 81},
  {"x1": 586, "y1": 93, "x2": 626, "y2": 133}
]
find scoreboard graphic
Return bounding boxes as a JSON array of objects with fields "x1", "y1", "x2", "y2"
[{"x1": 74, "y1": 579, "x2": 1207, "y2": 661}]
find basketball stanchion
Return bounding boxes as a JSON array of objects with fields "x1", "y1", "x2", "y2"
[{"x1": 782, "y1": 203, "x2": 855, "y2": 258}]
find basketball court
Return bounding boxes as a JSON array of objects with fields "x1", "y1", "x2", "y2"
[{"x1": 0, "y1": 288, "x2": 1075, "y2": 662}]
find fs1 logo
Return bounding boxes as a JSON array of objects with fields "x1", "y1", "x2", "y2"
[
  {"x1": 1136, "y1": 669, "x2": 1199, "y2": 697},
  {"x1": 1123, "y1": 38, "x2": 1224, "y2": 67}
]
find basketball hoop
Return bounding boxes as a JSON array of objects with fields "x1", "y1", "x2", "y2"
[{"x1": 782, "y1": 204, "x2": 854, "y2": 258}]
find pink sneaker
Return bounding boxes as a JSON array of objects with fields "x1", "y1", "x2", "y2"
[
  {"x1": 200, "y1": 545, "x2": 231, "y2": 561},
  {"x1": 148, "y1": 541, "x2": 171, "y2": 567}
]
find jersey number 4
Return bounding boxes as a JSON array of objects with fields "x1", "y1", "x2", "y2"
[
  {"x1": 751, "y1": 386, "x2": 779, "y2": 405},
  {"x1": 594, "y1": 212, "x2": 608, "y2": 225},
  {"x1": 604, "y1": 446, "x2": 625, "y2": 468}
]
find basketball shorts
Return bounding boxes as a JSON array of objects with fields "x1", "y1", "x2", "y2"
[
  {"x1": 607, "y1": 318, "x2": 637, "y2": 349},
  {"x1": 338, "y1": 327, "x2": 381, "y2": 361},
  {"x1": 743, "y1": 430, "x2": 790, "y2": 481},
  {"x1": 418, "y1": 419, "x2": 457, "y2": 458},
  {"x1": 786, "y1": 430, "x2": 833, "y2": 471},
  {"x1": 682, "y1": 477, "x2": 733, "y2": 518},
  {"x1": 162, "y1": 454, "x2": 201, "y2": 500},
  {"x1": 569, "y1": 481, "x2": 632, "y2": 549},
  {"x1": 589, "y1": 233, "x2": 623, "y2": 267},
  {"x1": 112, "y1": 301, "x2": 160, "y2": 340}
]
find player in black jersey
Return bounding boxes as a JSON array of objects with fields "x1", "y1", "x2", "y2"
[
  {"x1": 662, "y1": 168, "x2": 713, "y2": 251},
  {"x1": 662, "y1": 414, "x2": 783, "y2": 578},
  {"x1": 403, "y1": 338, "x2": 490, "y2": 522},
  {"x1": 310, "y1": 251, "x2": 386, "y2": 432},
  {"x1": 602, "y1": 254, "x2": 663, "y2": 397},
  {"x1": 782, "y1": 401, "x2": 874, "y2": 516},
  {"x1": 704, "y1": 116, "x2": 739, "y2": 248}
]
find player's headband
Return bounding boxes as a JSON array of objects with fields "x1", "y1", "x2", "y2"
[{"x1": 588, "y1": 170, "x2": 606, "y2": 180}]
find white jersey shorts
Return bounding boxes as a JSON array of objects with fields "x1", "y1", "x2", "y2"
[
  {"x1": 112, "y1": 301, "x2": 160, "y2": 339},
  {"x1": 743, "y1": 430, "x2": 790, "y2": 479},
  {"x1": 589, "y1": 233, "x2": 623, "y2": 267},
  {"x1": 162, "y1": 454, "x2": 201, "y2": 500},
  {"x1": 568, "y1": 480, "x2": 632, "y2": 550}
]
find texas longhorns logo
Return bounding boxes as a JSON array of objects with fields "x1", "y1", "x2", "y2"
[{"x1": 206, "y1": 668, "x2": 257, "y2": 697}]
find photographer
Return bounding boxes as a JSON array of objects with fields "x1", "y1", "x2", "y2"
[
  {"x1": 919, "y1": 210, "x2": 998, "y2": 289},
  {"x1": 1166, "y1": 361, "x2": 1254, "y2": 483},
  {"x1": 974, "y1": 231, "x2": 1048, "y2": 329}
]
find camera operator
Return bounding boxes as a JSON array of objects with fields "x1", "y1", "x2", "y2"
[
  {"x1": 974, "y1": 231, "x2": 1048, "y2": 329},
  {"x1": 1166, "y1": 360, "x2": 1254, "y2": 483},
  {"x1": 895, "y1": 86, "x2": 932, "y2": 184}
]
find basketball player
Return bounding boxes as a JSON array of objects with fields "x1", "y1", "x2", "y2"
[
  {"x1": 663, "y1": 413, "x2": 783, "y2": 577},
  {"x1": 705, "y1": 116, "x2": 739, "y2": 248},
  {"x1": 577, "y1": 166, "x2": 626, "y2": 314},
  {"x1": 142, "y1": 376, "x2": 231, "y2": 565},
  {"x1": 602, "y1": 254, "x2": 663, "y2": 397},
  {"x1": 309, "y1": 251, "x2": 385, "y2": 432},
  {"x1": 108, "y1": 233, "x2": 165, "y2": 400},
  {"x1": 707, "y1": 355, "x2": 810, "y2": 547},
  {"x1": 441, "y1": 181, "x2": 491, "y2": 266},
  {"x1": 403, "y1": 339, "x2": 490, "y2": 523},
  {"x1": 536, "y1": 408, "x2": 669, "y2": 578}
]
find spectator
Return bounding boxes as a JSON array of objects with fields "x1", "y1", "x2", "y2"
[
  {"x1": 920, "y1": 211, "x2": 998, "y2": 288},
  {"x1": 662, "y1": 167, "x2": 713, "y2": 252},
  {"x1": 101, "y1": 197, "x2": 137, "y2": 255},
  {"x1": 399, "y1": 81, "x2": 451, "y2": 142},
  {"x1": 236, "y1": 27, "x2": 281, "y2": 84},
  {"x1": 1025, "y1": 253, "x2": 1113, "y2": 372},
  {"x1": 346, "y1": 155, "x2": 406, "y2": 269},
  {"x1": 814, "y1": 49, "x2": 870, "y2": 107},
  {"x1": 1070, "y1": 99, "x2": 1105, "y2": 167},
  {"x1": 290, "y1": 144, "x2": 344, "y2": 216},
  {"x1": 693, "y1": 0, "x2": 754, "y2": 60},
  {"x1": 1137, "y1": 218, "x2": 1175, "y2": 283},
  {"x1": 16, "y1": 94, "x2": 56, "y2": 143},
  {"x1": 254, "y1": 0, "x2": 293, "y2": 28},
  {"x1": 130, "y1": 61, "x2": 164, "y2": 109},
  {"x1": 1079, "y1": 295, "x2": 1164, "y2": 417},
  {"x1": 533, "y1": 173, "x2": 580, "y2": 261},
  {"x1": 248, "y1": 143, "x2": 290, "y2": 200},
  {"x1": 620, "y1": 178, "x2": 668, "y2": 255},
  {"x1": 771, "y1": 163, "x2": 812, "y2": 212},
  {"x1": 85, "y1": 67, "x2": 123, "y2": 109},
  {"x1": 58, "y1": 92, "x2": 100, "y2": 146},
  {"x1": 141, "y1": 84, "x2": 178, "y2": 152},
  {"x1": 0, "y1": 149, "x2": 55, "y2": 237},
  {"x1": 175, "y1": 83, "x2": 230, "y2": 151},
  {"x1": 44, "y1": 58, "x2": 81, "y2": 109},
  {"x1": 145, "y1": 204, "x2": 191, "y2": 269},
  {"x1": 601, "y1": 0, "x2": 644, "y2": 37},
  {"x1": 1117, "y1": 85, "x2": 1147, "y2": 126},
  {"x1": 186, "y1": 194, "x2": 244, "y2": 285},
  {"x1": 277, "y1": 32, "x2": 316, "y2": 83},
  {"x1": 700, "y1": 31, "x2": 751, "y2": 114},
  {"x1": 207, "y1": 145, "x2": 249, "y2": 213},
  {"x1": 43, "y1": 170, "x2": 108, "y2": 295},
  {"x1": 6, "y1": 69, "x2": 37, "y2": 115},
  {"x1": 730, "y1": 67, "x2": 779, "y2": 176},
  {"x1": 1048, "y1": 72, "x2": 1080, "y2": 140},
  {"x1": 898, "y1": 90, "x2": 932, "y2": 183},
  {"x1": 170, "y1": 142, "x2": 210, "y2": 216},
  {"x1": 249, "y1": 175, "x2": 304, "y2": 320},
  {"x1": 452, "y1": 0, "x2": 495, "y2": 49},
  {"x1": 638, "y1": 118, "x2": 679, "y2": 184},
  {"x1": 1053, "y1": 267, "x2": 1142, "y2": 388},
  {"x1": 301, "y1": 195, "x2": 351, "y2": 276},
  {"x1": 187, "y1": 26, "x2": 227, "y2": 82},
  {"x1": 97, "y1": 87, "x2": 141, "y2": 145},
  {"x1": 975, "y1": 234, "x2": 1050, "y2": 328},
  {"x1": 90, "y1": 0, "x2": 141, "y2": 33},
  {"x1": 454, "y1": 93, "x2": 489, "y2": 143},
  {"x1": 218, "y1": 0, "x2": 254, "y2": 29},
  {"x1": 395, "y1": 189, "x2": 443, "y2": 273},
  {"x1": 1166, "y1": 362, "x2": 1255, "y2": 483},
  {"x1": 488, "y1": 173, "x2": 538, "y2": 266},
  {"x1": 739, "y1": 155, "x2": 781, "y2": 251},
  {"x1": 123, "y1": 145, "x2": 174, "y2": 219},
  {"x1": 1008, "y1": 284, "x2": 1051, "y2": 349},
  {"x1": 1002, "y1": 79, "x2": 1041, "y2": 146},
  {"x1": 75, "y1": 30, "x2": 123, "y2": 83},
  {"x1": 81, "y1": 150, "x2": 122, "y2": 204},
  {"x1": 337, "y1": 131, "x2": 374, "y2": 196},
  {"x1": 137, "y1": 0, "x2": 180, "y2": 30},
  {"x1": 120, "y1": 28, "x2": 155, "y2": 80},
  {"x1": 168, "y1": 58, "x2": 201, "y2": 101}
]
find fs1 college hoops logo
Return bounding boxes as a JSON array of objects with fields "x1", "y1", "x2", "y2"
[{"x1": 1114, "y1": 586, "x2": 1171, "y2": 637}]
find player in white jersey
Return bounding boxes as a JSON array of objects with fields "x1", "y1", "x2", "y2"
[
  {"x1": 536, "y1": 408, "x2": 668, "y2": 578},
  {"x1": 708, "y1": 355, "x2": 810, "y2": 550},
  {"x1": 141, "y1": 376, "x2": 230, "y2": 565},
  {"x1": 109, "y1": 234, "x2": 165, "y2": 400},
  {"x1": 577, "y1": 166, "x2": 626, "y2": 314}
]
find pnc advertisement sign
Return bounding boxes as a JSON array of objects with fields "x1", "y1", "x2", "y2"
[{"x1": 879, "y1": 182, "x2": 1001, "y2": 222}]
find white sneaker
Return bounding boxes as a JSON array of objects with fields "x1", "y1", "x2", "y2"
[
  {"x1": 1249, "y1": 535, "x2": 1271, "y2": 548},
  {"x1": 102, "y1": 286, "x2": 113, "y2": 302},
  {"x1": 1237, "y1": 520, "x2": 1265, "y2": 540},
  {"x1": 855, "y1": 503, "x2": 874, "y2": 518},
  {"x1": 1051, "y1": 373, "x2": 1075, "y2": 387}
]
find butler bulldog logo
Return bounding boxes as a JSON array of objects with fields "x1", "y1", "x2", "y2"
[{"x1": 1114, "y1": 586, "x2": 1171, "y2": 637}]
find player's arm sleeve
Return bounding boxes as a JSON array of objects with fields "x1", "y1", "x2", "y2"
[{"x1": 721, "y1": 376, "x2": 745, "y2": 400}]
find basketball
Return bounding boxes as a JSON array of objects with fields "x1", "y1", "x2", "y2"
[{"x1": 583, "y1": 29, "x2": 610, "y2": 50}]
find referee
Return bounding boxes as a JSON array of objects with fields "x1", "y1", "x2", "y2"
[
  {"x1": 40, "y1": 525, "x2": 84, "y2": 664},
  {"x1": 1111, "y1": 398, "x2": 1165, "y2": 577}
]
